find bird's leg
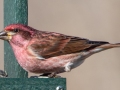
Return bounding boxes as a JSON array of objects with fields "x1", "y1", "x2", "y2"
[
  {"x1": 47, "y1": 73, "x2": 59, "y2": 78},
  {"x1": 0, "y1": 70, "x2": 7, "y2": 78},
  {"x1": 30, "y1": 73, "x2": 51, "y2": 78},
  {"x1": 30, "y1": 73, "x2": 61, "y2": 78},
  {"x1": 40, "y1": 73, "x2": 60, "y2": 78},
  {"x1": 40, "y1": 73, "x2": 61, "y2": 78}
]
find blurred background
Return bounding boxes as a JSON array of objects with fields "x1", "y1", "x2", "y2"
[{"x1": 1, "y1": 0, "x2": 120, "y2": 90}]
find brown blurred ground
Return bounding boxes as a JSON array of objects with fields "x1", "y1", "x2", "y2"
[{"x1": 1, "y1": 0, "x2": 120, "y2": 90}]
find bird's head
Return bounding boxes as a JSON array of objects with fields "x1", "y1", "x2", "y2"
[
  {"x1": 0, "y1": 24, "x2": 35, "y2": 41},
  {"x1": 0, "y1": 24, "x2": 36, "y2": 47}
]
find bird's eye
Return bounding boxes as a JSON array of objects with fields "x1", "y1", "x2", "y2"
[{"x1": 13, "y1": 29, "x2": 19, "y2": 32}]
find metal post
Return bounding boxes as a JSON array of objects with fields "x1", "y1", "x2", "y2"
[{"x1": 4, "y1": 0, "x2": 28, "y2": 78}]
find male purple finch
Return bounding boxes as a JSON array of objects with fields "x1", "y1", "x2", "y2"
[{"x1": 0, "y1": 24, "x2": 120, "y2": 77}]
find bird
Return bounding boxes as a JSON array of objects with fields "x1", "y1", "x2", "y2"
[{"x1": 0, "y1": 23, "x2": 120, "y2": 77}]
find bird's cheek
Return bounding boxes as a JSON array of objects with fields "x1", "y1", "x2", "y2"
[{"x1": 7, "y1": 35, "x2": 12, "y2": 40}]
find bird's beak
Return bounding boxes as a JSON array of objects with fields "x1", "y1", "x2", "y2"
[{"x1": 0, "y1": 30, "x2": 11, "y2": 40}]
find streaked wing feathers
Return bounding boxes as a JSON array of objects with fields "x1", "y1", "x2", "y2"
[{"x1": 28, "y1": 32, "x2": 109, "y2": 58}]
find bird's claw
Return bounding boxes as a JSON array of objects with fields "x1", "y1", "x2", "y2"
[
  {"x1": 30, "y1": 73, "x2": 61, "y2": 78},
  {"x1": 46, "y1": 73, "x2": 61, "y2": 78},
  {"x1": 0, "y1": 70, "x2": 7, "y2": 78}
]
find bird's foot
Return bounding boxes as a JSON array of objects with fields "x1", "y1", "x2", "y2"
[
  {"x1": 30, "y1": 73, "x2": 61, "y2": 78},
  {"x1": 44, "y1": 73, "x2": 61, "y2": 78},
  {"x1": 0, "y1": 70, "x2": 7, "y2": 78}
]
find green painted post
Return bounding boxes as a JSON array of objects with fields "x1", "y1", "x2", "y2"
[{"x1": 4, "y1": 0, "x2": 28, "y2": 78}]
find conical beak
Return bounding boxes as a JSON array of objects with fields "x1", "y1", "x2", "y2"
[{"x1": 0, "y1": 31, "x2": 10, "y2": 40}]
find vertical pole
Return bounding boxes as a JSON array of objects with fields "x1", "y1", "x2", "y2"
[{"x1": 4, "y1": 0, "x2": 28, "y2": 78}]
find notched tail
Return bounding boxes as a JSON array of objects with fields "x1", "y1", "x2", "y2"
[
  {"x1": 87, "y1": 43, "x2": 120, "y2": 54},
  {"x1": 97, "y1": 43, "x2": 120, "y2": 49}
]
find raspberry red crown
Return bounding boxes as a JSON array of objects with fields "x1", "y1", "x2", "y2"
[{"x1": 4, "y1": 23, "x2": 35, "y2": 34}]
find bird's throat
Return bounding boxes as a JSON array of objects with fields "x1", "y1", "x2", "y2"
[{"x1": 10, "y1": 40, "x2": 24, "y2": 47}]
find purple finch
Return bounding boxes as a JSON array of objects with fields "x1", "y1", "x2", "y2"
[{"x1": 0, "y1": 24, "x2": 120, "y2": 77}]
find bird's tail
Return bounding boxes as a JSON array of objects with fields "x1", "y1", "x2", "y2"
[
  {"x1": 98, "y1": 43, "x2": 120, "y2": 49},
  {"x1": 89, "y1": 43, "x2": 120, "y2": 54}
]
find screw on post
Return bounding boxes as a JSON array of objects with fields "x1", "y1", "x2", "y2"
[{"x1": 56, "y1": 86, "x2": 64, "y2": 90}]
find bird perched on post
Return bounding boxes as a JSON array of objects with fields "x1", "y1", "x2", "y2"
[{"x1": 0, "y1": 23, "x2": 120, "y2": 77}]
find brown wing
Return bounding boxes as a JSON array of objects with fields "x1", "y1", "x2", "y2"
[{"x1": 28, "y1": 32, "x2": 109, "y2": 58}]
